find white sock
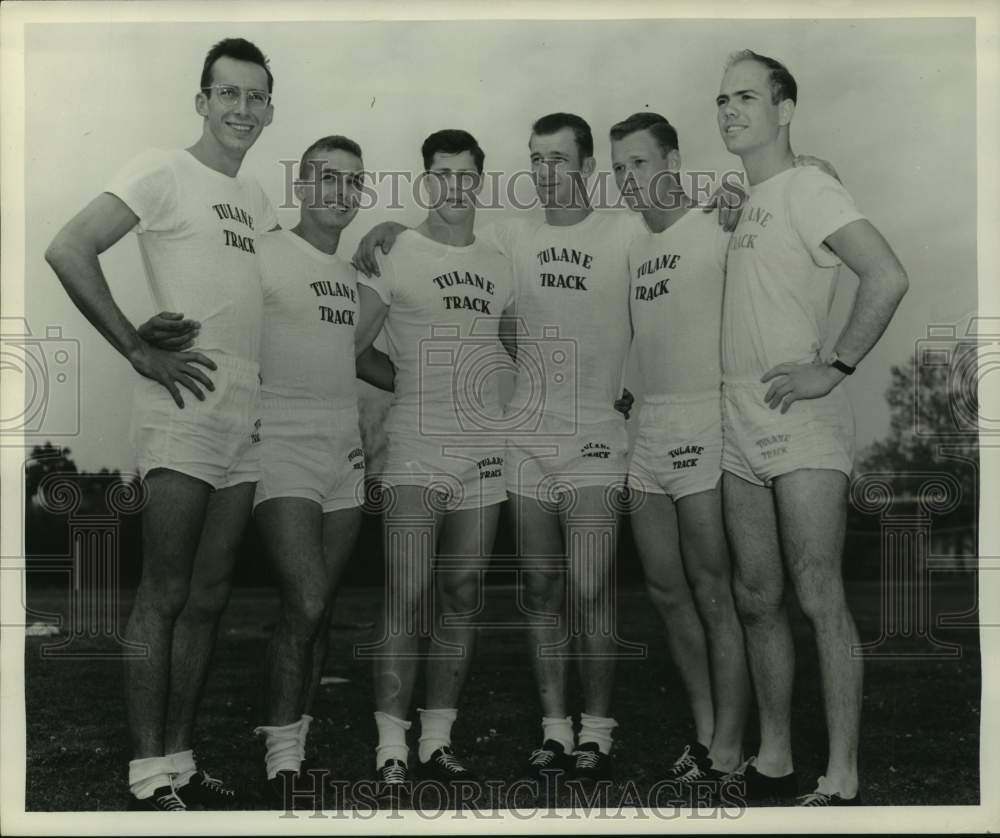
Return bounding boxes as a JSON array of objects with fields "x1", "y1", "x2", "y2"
[
  {"x1": 254, "y1": 720, "x2": 304, "y2": 780},
  {"x1": 166, "y1": 749, "x2": 196, "y2": 789},
  {"x1": 417, "y1": 707, "x2": 457, "y2": 763},
  {"x1": 128, "y1": 756, "x2": 175, "y2": 800},
  {"x1": 298, "y1": 714, "x2": 314, "y2": 763},
  {"x1": 542, "y1": 715, "x2": 575, "y2": 754},
  {"x1": 578, "y1": 713, "x2": 618, "y2": 754},
  {"x1": 374, "y1": 711, "x2": 411, "y2": 769}
]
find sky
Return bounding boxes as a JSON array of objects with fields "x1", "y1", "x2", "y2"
[{"x1": 16, "y1": 15, "x2": 978, "y2": 471}]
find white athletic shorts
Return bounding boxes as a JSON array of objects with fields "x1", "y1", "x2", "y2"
[
  {"x1": 721, "y1": 377, "x2": 855, "y2": 487},
  {"x1": 506, "y1": 413, "x2": 629, "y2": 502},
  {"x1": 380, "y1": 410, "x2": 507, "y2": 512},
  {"x1": 253, "y1": 397, "x2": 365, "y2": 513},
  {"x1": 627, "y1": 390, "x2": 723, "y2": 500},
  {"x1": 130, "y1": 353, "x2": 261, "y2": 490}
]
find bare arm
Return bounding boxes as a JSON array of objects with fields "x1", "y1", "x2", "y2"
[
  {"x1": 499, "y1": 303, "x2": 518, "y2": 362},
  {"x1": 355, "y1": 346, "x2": 395, "y2": 392},
  {"x1": 44, "y1": 192, "x2": 217, "y2": 407},
  {"x1": 351, "y1": 221, "x2": 408, "y2": 277},
  {"x1": 138, "y1": 311, "x2": 201, "y2": 350},
  {"x1": 794, "y1": 154, "x2": 841, "y2": 183},
  {"x1": 45, "y1": 194, "x2": 146, "y2": 356},
  {"x1": 825, "y1": 220, "x2": 909, "y2": 363},
  {"x1": 354, "y1": 285, "x2": 390, "y2": 357},
  {"x1": 762, "y1": 219, "x2": 909, "y2": 412}
]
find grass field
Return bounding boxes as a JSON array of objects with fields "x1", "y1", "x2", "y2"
[{"x1": 23, "y1": 573, "x2": 981, "y2": 811}]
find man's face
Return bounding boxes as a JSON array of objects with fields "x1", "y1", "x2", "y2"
[
  {"x1": 422, "y1": 150, "x2": 482, "y2": 223},
  {"x1": 297, "y1": 148, "x2": 365, "y2": 231},
  {"x1": 716, "y1": 59, "x2": 783, "y2": 155},
  {"x1": 611, "y1": 129, "x2": 676, "y2": 212},
  {"x1": 529, "y1": 128, "x2": 593, "y2": 208},
  {"x1": 196, "y1": 56, "x2": 273, "y2": 156}
]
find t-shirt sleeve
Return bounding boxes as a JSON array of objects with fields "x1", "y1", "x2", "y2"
[
  {"x1": 788, "y1": 168, "x2": 866, "y2": 268},
  {"x1": 255, "y1": 232, "x2": 279, "y2": 299},
  {"x1": 356, "y1": 250, "x2": 394, "y2": 306},
  {"x1": 256, "y1": 183, "x2": 279, "y2": 232},
  {"x1": 105, "y1": 149, "x2": 178, "y2": 233}
]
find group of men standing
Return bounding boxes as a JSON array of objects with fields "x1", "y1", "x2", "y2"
[{"x1": 45, "y1": 36, "x2": 907, "y2": 812}]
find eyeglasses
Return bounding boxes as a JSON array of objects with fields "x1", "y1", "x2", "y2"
[{"x1": 201, "y1": 84, "x2": 271, "y2": 110}]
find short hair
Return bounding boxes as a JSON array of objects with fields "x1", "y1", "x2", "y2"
[
  {"x1": 200, "y1": 38, "x2": 274, "y2": 93},
  {"x1": 421, "y1": 129, "x2": 485, "y2": 173},
  {"x1": 531, "y1": 112, "x2": 594, "y2": 161},
  {"x1": 725, "y1": 49, "x2": 797, "y2": 105},
  {"x1": 609, "y1": 112, "x2": 679, "y2": 157},
  {"x1": 298, "y1": 135, "x2": 363, "y2": 180}
]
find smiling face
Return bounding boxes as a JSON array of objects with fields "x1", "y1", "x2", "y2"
[
  {"x1": 611, "y1": 129, "x2": 678, "y2": 212},
  {"x1": 422, "y1": 150, "x2": 482, "y2": 224},
  {"x1": 296, "y1": 148, "x2": 364, "y2": 231},
  {"x1": 529, "y1": 127, "x2": 595, "y2": 208},
  {"x1": 195, "y1": 55, "x2": 273, "y2": 159},
  {"x1": 716, "y1": 59, "x2": 790, "y2": 156}
]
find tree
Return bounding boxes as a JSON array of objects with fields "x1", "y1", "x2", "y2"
[
  {"x1": 857, "y1": 340, "x2": 979, "y2": 556},
  {"x1": 25, "y1": 441, "x2": 78, "y2": 503}
]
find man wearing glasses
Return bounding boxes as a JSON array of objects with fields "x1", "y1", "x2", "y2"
[{"x1": 45, "y1": 38, "x2": 278, "y2": 811}]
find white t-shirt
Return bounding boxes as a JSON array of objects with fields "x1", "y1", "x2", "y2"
[
  {"x1": 629, "y1": 209, "x2": 729, "y2": 396},
  {"x1": 357, "y1": 229, "x2": 514, "y2": 431},
  {"x1": 482, "y1": 211, "x2": 645, "y2": 424},
  {"x1": 106, "y1": 148, "x2": 277, "y2": 363},
  {"x1": 256, "y1": 229, "x2": 359, "y2": 407},
  {"x1": 721, "y1": 166, "x2": 865, "y2": 378}
]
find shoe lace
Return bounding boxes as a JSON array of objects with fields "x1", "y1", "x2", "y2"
[
  {"x1": 155, "y1": 789, "x2": 186, "y2": 811},
  {"x1": 381, "y1": 762, "x2": 407, "y2": 784},
  {"x1": 721, "y1": 756, "x2": 753, "y2": 782},
  {"x1": 676, "y1": 762, "x2": 710, "y2": 783},
  {"x1": 529, "y1": 747, "x2": 556, "y2": 767},
  {"x1": 436, "y1": 750, "x2": 467, "y2": 774},
  {"x1": 797, "y1": 791, "x2": 833, "y2": 806},
  {"x1": 199, "y1": 770, "x2": 235, "y2": 798},
  {"x1": 671, "y1": 745, "x2": 696, "y2": 772},
  {"x1": 574, "y1": 749, "x2": 601, "y2": 770}
]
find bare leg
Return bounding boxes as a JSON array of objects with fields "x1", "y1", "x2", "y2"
[
  {"x1": 425, "y1": 503, "x2": 501, "y2": 709},
  {"x1": 124, "y1": 469, "x2": 212, "y2": 759},
  {"x1": 774, "y1": 469, "x2": 859, "y2": 798},
  {"x1": 510, "y1": 492, "x2": 567, "y2": 718},
  {"x1": 564, "y1": 486, "x2": 619, "y2": 718},
  {"x1": 303, "y1": 506, "x2": 361, "y2": 716},
  {"x1": 373, "y1": 486, "x2": 438, "y2": 719},
  {"x1": 255, "y1": 499, "x2": 361, "y2": 727},
  {"x1": 723, "y1": 471, "x2": 793, "y2": 778},
  {"x1": 164, "y1": 481, "x2": 255, "y2": 753},
  {"x1": 676, "y1": 486, "x2": 749, "y2": 772},
  {"x1": 630, "y1": 489, "x2": 714, "y2": 747}
]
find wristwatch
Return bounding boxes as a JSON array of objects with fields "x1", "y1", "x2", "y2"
[{"x1": 827, "y1": 351, "x2": 856, "y2": 376}]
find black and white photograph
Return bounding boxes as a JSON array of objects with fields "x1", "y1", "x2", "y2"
[{"x1": 1, "y1": 0, "x2": 997, "y2": 833}]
